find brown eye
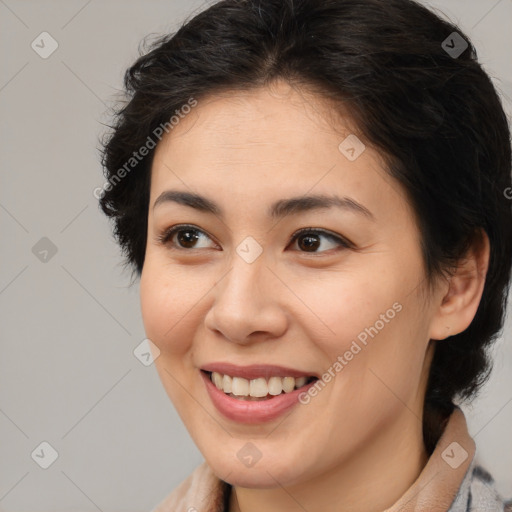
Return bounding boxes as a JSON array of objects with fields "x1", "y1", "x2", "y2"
[
  {"x1": 157, "y1": 225, "x2": 216, "y2": 250},
  {"x1": 289, "y1": 228, "x2": 352, "y2": 253},
  {"x1": 175, "y1": 229, "x2": 201, "y2": 248}
]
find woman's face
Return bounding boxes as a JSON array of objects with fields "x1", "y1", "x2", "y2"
[{"x1": 140, "y1": 80, "x2": 442, "y2": 488}]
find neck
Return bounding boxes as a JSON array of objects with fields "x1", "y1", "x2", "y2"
[{"x1": 229, "y1": 410, "x2": 429, "y2": 512}]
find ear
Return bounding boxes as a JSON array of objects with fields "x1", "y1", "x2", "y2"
[{"x1": 429, "y1": 229, "x2": 490, "y2": 341}]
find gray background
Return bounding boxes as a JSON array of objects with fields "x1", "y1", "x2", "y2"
[{"x1": 0, "y1": 0, "x2": 511, "y2": 510}]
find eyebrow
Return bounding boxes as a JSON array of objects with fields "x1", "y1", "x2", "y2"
[{"x1": 153, "y1": 190, "x2": 375, "y2": 221}]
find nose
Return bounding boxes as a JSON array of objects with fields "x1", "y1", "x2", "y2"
[{"x1": 204, "y1": 255, "x2": 288, "y2": 345}]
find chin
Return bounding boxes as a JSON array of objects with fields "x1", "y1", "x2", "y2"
[
  {"x1": 221, "y1": 468, "x2": 290, "y2": 489},
  {"x1": 206, "y1": 452, "x2": 305, "y2": 489}
]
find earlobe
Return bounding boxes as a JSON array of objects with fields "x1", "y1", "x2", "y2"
[{"x1": 429, "y1": 229, "x2": 490, "y2": 341}]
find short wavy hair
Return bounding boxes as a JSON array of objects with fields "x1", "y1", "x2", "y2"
[{"x1": 99, "y1": 0, "x2": 512, "y2": 451}]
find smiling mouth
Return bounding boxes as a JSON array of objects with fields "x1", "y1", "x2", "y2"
[{"x1": 202, "y1": 370, "x2": 318, "y2": 401}]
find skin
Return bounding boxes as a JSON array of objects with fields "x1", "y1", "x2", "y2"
[{"x1": 139, "y1": 80, "x2": 489, "y2": 512}]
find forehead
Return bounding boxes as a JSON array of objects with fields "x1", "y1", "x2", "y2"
[
  {"x1": 155, "y1": 82, "x2": 356, "y2": 164},
  {"x1": 149, "y1": 82, "x2": 411, "y2": 226}
]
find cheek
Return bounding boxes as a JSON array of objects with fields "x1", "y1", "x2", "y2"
[
  {"x1": 139, "y1": 261, "x2": 208, "y2": 411},
  {"x1": 139, "y1": 259, "x2": 209, "y2": 355},
  {"x1": 326, "y1": 297, "x2": 429, "y2": 420},
  {"x1": 293, "y1": 263, "x2": 428, "y2": 398},
  {"x1": 287, "y1": 265, "x2": 402, "y2": 351}
]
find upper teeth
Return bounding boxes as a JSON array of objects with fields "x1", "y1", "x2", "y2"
[{"x1": 210, "y1": 372, "x2": 309, "y2": 397}]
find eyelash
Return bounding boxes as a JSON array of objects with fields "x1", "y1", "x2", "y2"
[{"x1": 155, "y1": 224, "x2": 354, "y2": 254}]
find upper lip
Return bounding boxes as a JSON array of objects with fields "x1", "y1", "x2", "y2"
[{"x1": 200, "y1": 362, "x2": 318, "y2": 380}]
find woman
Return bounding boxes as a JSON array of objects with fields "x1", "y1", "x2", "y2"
[{"x1": 99, "y1": 0, "x2": 512, "y2": 510}]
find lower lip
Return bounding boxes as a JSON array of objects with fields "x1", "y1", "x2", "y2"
[{"x1": 200, "y1": 370, "x2": 317, "y2": 424}]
